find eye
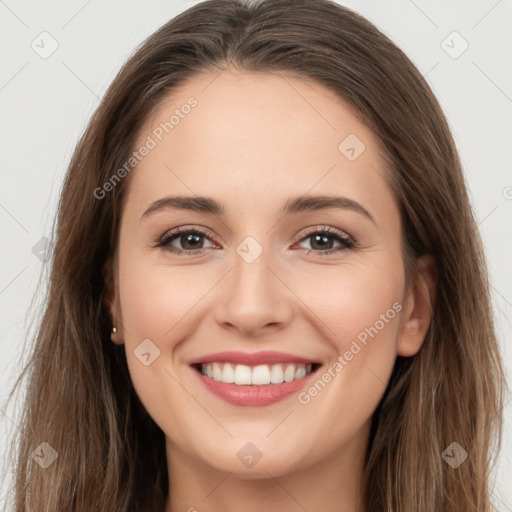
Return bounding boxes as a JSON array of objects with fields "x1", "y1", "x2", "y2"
[
  {"x1": 154, "y1": 225, "x2": 356, "y2": 256},
  {"x1": 155, "y1": 226, "x2": 216, "y2": 255},
  {"x1": 295, "y1": 226, "x2": 355, "y2": 256}
]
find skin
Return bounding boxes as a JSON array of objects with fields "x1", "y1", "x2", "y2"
[{"x1": 105, "y1": 68, "x2": 435, "y2": 512}]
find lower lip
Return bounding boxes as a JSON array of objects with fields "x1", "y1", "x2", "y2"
[{"x1": 193, "y1": 367, "x2": 318, "y2": 407}]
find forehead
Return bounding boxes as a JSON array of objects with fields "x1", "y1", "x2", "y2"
[{"x1": 126, "y1": 69, "x2": 396, "y2": 223}]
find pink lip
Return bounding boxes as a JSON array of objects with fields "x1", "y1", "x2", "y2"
[
  {"x1": 193, "y1": 369, "x2": 318, "y2": 407},
  {"x1": 188, "y1": 350, "x2": 319, "y2": 367},
  {"x1": 189, "y1": 351, "x2": 320, "y2": 407}
]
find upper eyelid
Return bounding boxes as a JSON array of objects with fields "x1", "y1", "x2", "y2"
[{"x1": 296, "y1": 225, "x2": 351, "y2": 240}]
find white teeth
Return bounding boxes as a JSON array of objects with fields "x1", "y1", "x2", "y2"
[
  {"x1": 212, "y1": 362, "x2": 222, "y2": 381},
  {"x1": 270, "y1": 364, "x2": 284, "y2": 384},
  {"x1": 283, "y1": 364, "x2": 296, "y2": 382},
  {"x1": 295, "y1": 366, "x2": 306, "y2": 380},
  {"x1": 221, "y1": 363, "x2": 235, "y2": 383},
  {"x1": 199, "y1": 362, "x2": 315, "y2": 385},
  {"x1": 234, "y1": 364, "x2": 252, "y2": 385},
  {"x1": 252, "y1": 365, "x2": 271, "y2": 385}
]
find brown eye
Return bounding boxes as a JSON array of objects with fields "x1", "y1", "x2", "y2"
[
  {"x1": 156, "y1": 227, "x2": 216, "y2": 254},
  {"x1": 297, "y1": 227, "x2": 355, "y2": 255}
]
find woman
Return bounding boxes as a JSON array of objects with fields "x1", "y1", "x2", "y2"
[{"x1": 3, "y1": 0, "x2": 505, "y2": 510}]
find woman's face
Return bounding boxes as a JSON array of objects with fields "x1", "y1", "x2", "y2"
[{"x1": 108, "y1": 69, "x2": 431, "y2": 479}]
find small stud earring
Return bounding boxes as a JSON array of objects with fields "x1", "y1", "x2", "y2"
[{"x1": 112, "y1": 326, "x2": 117, "y2": 333}]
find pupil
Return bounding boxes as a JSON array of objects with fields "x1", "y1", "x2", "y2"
[
  {"x1": 182, "y1": 233, "x2": 201, "y2": 250},
  {"x1": 312, "y1": 234, "x2": 332, "y2": 250}
]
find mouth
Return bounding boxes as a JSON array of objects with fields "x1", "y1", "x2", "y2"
[
  {"x1": 189, "y1": 354, "x2": 322, "y2": 407},
  {"x1": 192, "y1": 361, "x2": 320, "y2": 385}
]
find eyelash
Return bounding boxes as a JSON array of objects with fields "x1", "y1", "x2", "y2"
[{"x1": 154, "y1": 226, "x2": 356, "y2": 257}]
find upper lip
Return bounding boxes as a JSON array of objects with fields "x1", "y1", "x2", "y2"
[{"x1": 188, "y1": 351, "x2": 320, "y2": 367}]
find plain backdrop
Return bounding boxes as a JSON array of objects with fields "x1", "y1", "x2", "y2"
[{"x1": 1, "y1": 0, "x2": 511, "y2": 508}]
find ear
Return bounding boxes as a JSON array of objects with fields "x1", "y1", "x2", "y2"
[
  {"x1": 103, "y1": 255, "x2": 124, "y2": 345},
  {"x1": 397, "y1": 254, "x2": 437, "y2": 357}
]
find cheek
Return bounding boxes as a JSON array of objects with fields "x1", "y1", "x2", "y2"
[
  {"x1": 294, "y1": 261, "x2": 404, "y2": 410},
  {"x1": 298, "y1": 260, "x2": 404, "y2": 348},
  {"x1": 115, "y1": 252, "x2": 205, "y2": 416},
  {"x1": 119, "y1": 257, "x2": 210, "y2": 341},
  {"x1": 289, "y1": 268, "x2": 404, "y2": 452}
]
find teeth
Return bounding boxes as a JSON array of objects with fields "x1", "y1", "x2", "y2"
[
  {"x1": 221, "y1": 363, "x2": 235, "y2": 384},
  {"x1": 212, "y1": 362, "x2": 222, "y2": 381},
  {"x1": 234, "y1": 364, "x2": 252, "y2": 385},
  {"x1": 270, "y1": 364, "x2": 284, "y2": 384},
  {"x1": 252, "y1": 365, "x2": 271, "y2": 385},
  {"x1": 199, "y1": 362, "x2": 315, "y2": 385},
  {"x1": 283, "y1": 364, "x2": 295, "y2": 382},
  {"x1": 295, "y1": 365, "x2": 306, "y2": 379}
]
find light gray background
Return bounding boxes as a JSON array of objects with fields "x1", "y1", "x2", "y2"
[{"x1": 1, "y1": 0, "x2": 511, "y2": 508}]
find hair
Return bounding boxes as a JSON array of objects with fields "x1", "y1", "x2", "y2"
[{"x1": 2, "y1": 0, "x2": 506, "y2": 510}]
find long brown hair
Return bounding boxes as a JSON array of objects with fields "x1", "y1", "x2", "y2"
[{"x1": 2, "y1": 0, "x2": 506, "y2": 510}]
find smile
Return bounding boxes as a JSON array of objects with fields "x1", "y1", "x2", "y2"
[
  {"x1": 196, "y1": 362, "x2": 315, "y2": 385},
  {"x1": 189, "y1": 351, "x2": 321, "y2": 407}
]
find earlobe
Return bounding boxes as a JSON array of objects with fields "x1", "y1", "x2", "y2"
[
  {"x1": 397, "y1": 254, "x2": 437, "y2": 357},
  {"x1": 102, "y1": 256, "x2": 124, "y2": 345}
]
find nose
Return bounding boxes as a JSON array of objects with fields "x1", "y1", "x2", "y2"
[{"x1": 214, "y1": 245, "x2": 293, "y2": 338}]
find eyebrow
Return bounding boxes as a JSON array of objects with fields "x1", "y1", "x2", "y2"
[{"x1": 140, "y1": 194, "x2": 376, "y2": 224}]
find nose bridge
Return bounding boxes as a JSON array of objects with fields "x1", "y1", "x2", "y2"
[
  {"x1": 214, "y1": 233, "x2": 291, "y2": 334},
  {"x1": 231, "y1": 234, "x2": 277, "y2": 305}
]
